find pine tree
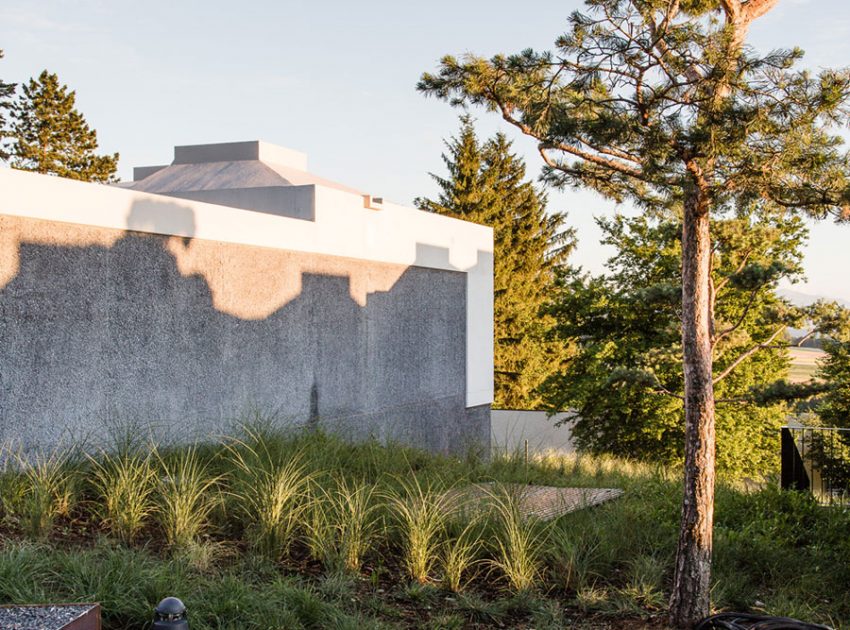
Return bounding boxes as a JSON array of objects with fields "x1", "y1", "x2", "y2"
[
  {"x1": 419, "y1": 1, "x2": 850, "y2": 623},
  {"x1": 7, "y1": 70, "x2": 118, "y2": 182},
  {"x1": 416, "y1": 118, "x2": 575, "y2": 409},
  {"x1": 0, "y1": 50, "x2": 16, "y2": 162}
]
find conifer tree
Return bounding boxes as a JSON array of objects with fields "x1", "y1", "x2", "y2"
[
  {"x1": 416, "y1": 118, "x2": 575, "y2": 409},
  {"x1": 7, "y1": 70, "x2": 118, "y2": 182},
  {"x1": 815, "y1": 306, "x2": 850, "y2": 425},
  {"x1": 419, "y1": 1, "x2": 850, "y2": 623},
  {"x1": 0, "y1": 50, "x2": 16, "y2": 162},
  {"x1": 817, "y1": 341, "x2": 850, "y2": 426},
  {"x1": 541, "y1": 205, "x2": 807, "y2": 478}
]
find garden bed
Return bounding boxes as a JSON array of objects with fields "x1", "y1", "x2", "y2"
[{"x1": 0, "y1": 426, "x2": 847, "y2": 628}]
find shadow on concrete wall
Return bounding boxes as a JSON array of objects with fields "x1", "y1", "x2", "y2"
[{"x1": 0, "y1": 198, "x2": 487, "y2": 456}]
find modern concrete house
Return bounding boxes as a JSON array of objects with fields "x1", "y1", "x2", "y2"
[{"x1": 0, "y1": 141, "x2": 493, "y2": 454}]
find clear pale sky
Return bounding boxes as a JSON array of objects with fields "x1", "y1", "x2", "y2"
[{"x1": 1, "y1": 0, "x2": 848, "y2": 301}]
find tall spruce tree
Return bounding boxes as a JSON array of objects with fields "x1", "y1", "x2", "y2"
[
  {"x1": 419, "y1": 1, "x2": 850, "y2": 623},
  {"x1": 7, "y1": 70, "x2": 118, "y2": 182},
  {"x1": 416, "y1": 118, "x2": 575, "y2": 409},
  {"x1": 0, "y1": 50, "x2": 16, "y2": 162}
]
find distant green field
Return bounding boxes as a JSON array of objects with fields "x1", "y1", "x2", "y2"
[{"x1": 788, "y1": 346, "x2": 825, "y2": 383}]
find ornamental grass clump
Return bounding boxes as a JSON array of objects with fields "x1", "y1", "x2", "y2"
[
  {"x1": 442, "y1": 517, "x2": 484, "y2": 593},
  {"x1": 320, "y1": 478, "x2": 381, "y2": 574},
  {"x1": 486, "y1": 486, "x2": 547, "y2": 592},
  {"x1": 387, "y1": 477, "x2": 450, "y2": 583},
  {"x1": 156, "y1": 447, "x2": 223, "y2": 549},
  {"x1": 304, "y1": 485, "x2": 334, "y2": 567},
  {"x1": 546, "y1": 526, "x2": 600, "y2": 593},
  {"x1": 88, "y1": 449, "x2": 158, "y2": 544},
  {"x1": 7, "y1": 448, "x2": 76, "y2": 540},
  {"x1": 225, "y1": 432, "x2": 312, "y2": 559}
]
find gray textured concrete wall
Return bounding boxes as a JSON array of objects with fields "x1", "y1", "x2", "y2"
[{"x1": 0, "y1": 211, "x2": 489, "y2": 454}]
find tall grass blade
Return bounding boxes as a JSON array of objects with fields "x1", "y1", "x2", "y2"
[
  {"x1": 485, "y1": 485, "x2": 546, "y2": 592},
  {"x1": 318, "y1": 477, "x2": 380, "y2": 574},
  {"x1": 442, "y1": 516, "x2": 483, "y2": 593},
  {"x1": 6, "y1": 447, "x2": 76, "y2": 540}
]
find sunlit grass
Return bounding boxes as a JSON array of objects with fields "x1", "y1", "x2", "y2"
[
  {"x1": 319, "y1": 477, "x2": 381, "y2": 574},
  {"x1": 0, "y1": 425, "x2": 847, "y2": 627},
  {"x1": 225, "y1": 429, "x2": 312, "y2": 559},
  {"x1": 485, "y1": 485, "x2": 548, "y2": 592},
  {"x1": 442, "y1": 516, "x2": 483, "y2": 593},
  {"x1": 156, "y1": 447, "x2": 223, "y2": 549},
  {"x1": 387, "y1": 477, "x2": 450, "y2": 583},
  {"x1": 88, "y1": 448, "x2": 157, "y2": 544},
  {"x1": 4, "y1": 447, "x2": 76, "y2": 540}
]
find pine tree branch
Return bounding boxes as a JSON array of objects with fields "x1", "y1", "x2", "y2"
[
  {"x1": 719, "y1": 0, "x2": 742, "y2": 21},
  {"x1": 488, "y1": 95, "x2": 651, "y2": 182},
  {"x1": 536, "y1": 142, "x2": 649, "y2": 182},
  {"x1": 714, "y1": 249, "x2": 752, "y2": 295},
  {"x1": 644, "y1": 1, "x2": 701, "y2": 85},
  {"x1": 712, "y1": 324, "x2": 786, "y2": 385},
  {"x1": 651, "y1": 385, "x2": 686, "y2": 401},
  {"x1": 712, "y1": 285, "x2": 761, "y2": 348},
  {"x1": 792, "y1": 329, "x2": 817, "y2": 348}
]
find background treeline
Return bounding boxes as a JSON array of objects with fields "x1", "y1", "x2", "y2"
[{"x1": 423, "y1": 117, "x2": 850, "y2": 479}]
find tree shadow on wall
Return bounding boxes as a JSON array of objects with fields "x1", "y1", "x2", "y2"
[{"x1": 0, "y1": 197, "x2": 476, "y2": 455}]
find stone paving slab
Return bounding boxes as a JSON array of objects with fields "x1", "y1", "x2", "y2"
[{"x1": 442, "y1": 483, "x2": 624, "y2": 521}]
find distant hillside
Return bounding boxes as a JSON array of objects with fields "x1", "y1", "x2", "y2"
[{"x1": 778, "y1": 288, "x2": 850, "y2": 308}]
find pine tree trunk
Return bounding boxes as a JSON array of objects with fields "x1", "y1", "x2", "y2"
[{"x1": 669, "y1": 186, "x2": 716, "y2": 628}]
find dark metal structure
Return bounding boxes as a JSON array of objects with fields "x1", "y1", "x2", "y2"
[{"x1": 780, "y1": 425, "x2": 850, "y2": 505}]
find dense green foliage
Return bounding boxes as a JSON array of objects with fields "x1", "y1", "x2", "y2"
[
  {"x1": 541, "y1": 207, "x2": 806, "y2": 477},
  {"x1": 816, "y1": 307, "x2": 850, "y2": 426},
  {"x1": 0, "y1": 428, "x2": 848, "y2": 628},
  {"x1": 4, "y1": 70, "x2": 118, "y2": 182},
  {"x1": 818, "y1": 341, "x2": 850, "y2": 426},
  {"x1": 0, "y1": 50, "x2": 15, "y2": 162},
  {"x1": 416, "y1": 119, "x2": 575, "y2": 409}
]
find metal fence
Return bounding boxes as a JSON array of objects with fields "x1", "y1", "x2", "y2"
[{"x1": 781, "y1": 425, "x2": 850, "y2": 505}]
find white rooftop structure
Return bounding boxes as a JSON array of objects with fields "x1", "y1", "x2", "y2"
[{"x1": 129, "y1": 140, "x2": 373, "y2": 220}]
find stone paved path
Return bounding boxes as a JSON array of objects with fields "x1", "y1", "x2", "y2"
[{"x1": 441, "y1": 483, "x2": 623, "y2": 521}]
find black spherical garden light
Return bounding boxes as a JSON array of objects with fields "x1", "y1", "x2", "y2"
[{"x1": 152, "y1": 596, "x2": 188, "y2": 630}]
